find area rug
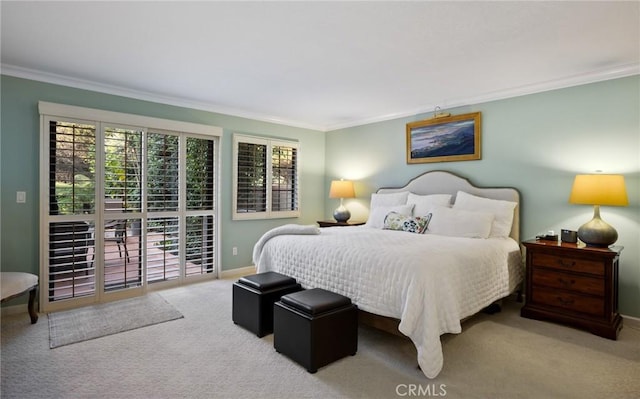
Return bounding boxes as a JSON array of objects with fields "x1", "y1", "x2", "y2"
[{"x1": 48, "y1": 293, "x2": 183, "y2": 348}]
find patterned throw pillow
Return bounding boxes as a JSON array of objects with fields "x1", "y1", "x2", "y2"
[{"x1": 383, "y1": 212, "x2": 432, "y2": 234}]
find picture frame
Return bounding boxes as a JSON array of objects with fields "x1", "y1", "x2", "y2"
[{"x1": 406, "y1": 112, "x2": 481, "y2": 164}]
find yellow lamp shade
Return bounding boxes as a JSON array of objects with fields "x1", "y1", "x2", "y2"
[
  {"x1": 329, "y1": 180, "x2": 355, "y2": 199},
  {"x1": 569, "y1": 174, "x2": 628, "y2": 247},
  {"x1": 329, "y1": 179, "x2": 355, "y2": 223},
  {"x1": 569, "y1": 174, "x2": 628, "y2": 206}
]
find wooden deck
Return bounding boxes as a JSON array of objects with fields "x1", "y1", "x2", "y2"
[{"x1": 49, "y1": 231, "x2": 208, "y2": 301}]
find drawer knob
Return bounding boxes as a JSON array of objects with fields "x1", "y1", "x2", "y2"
[
  {"x1": 557, "y1": 278, "x2": 575, "y2": 287},
  {"x1": 556, "y1": 297, "x2": 574, "y2": 306},
  {"x1": 558, "y1": 259, "x2": 576, "y2": 268}
]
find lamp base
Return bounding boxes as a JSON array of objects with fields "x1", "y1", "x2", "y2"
[
  {"x1": 333, "y1": 205, "x2": 351, "y2": 223},
  {"x1": 577, "y1": 205, "x2": 618, "y2": 247}
]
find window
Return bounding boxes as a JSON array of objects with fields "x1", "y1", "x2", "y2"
[
  {"x1": 39, "y1": 102, "x2": 221, "y2": 312},
  {"x1": 232, "y1": 134, "x2": 300, "y2": 220}
]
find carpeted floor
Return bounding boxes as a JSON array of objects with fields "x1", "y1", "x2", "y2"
[{"x1": 1, "y1": 278, "x2": 639, "y2": 399}]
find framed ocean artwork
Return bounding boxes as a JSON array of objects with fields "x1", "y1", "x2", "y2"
[{"x1": 406, "y1": 112, "x2": 481, "y2": 164}]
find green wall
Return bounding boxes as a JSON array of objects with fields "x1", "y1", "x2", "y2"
[
  {"x1": 2, "y1": 74, "x2": 638, "y2": 318},
  {"x1": 0, "y1": 75, "x2": 325, "y2": 279},
  {"x1": 325, "y1": 75, "x2": 640, "y2": 317}
]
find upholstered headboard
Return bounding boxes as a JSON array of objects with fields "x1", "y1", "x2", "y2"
[{"x1": 377, "y1": 170, "x2": 521, "y2": 242}]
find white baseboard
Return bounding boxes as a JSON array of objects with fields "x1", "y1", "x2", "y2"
[
  {"x1": 623, "y1": 314, "x2": 640, "y2": 330},
  {"x1": 219, "y1": 265, "x2": 256, "y2": 280},
  {"x1": 2, "y1": 266, "x2": 256, "y2": 318},
  {"x1": 1, "y1": 303, "x2": 31, "y2": 318}
]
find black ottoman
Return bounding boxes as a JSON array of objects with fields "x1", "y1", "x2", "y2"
[
  {"x1": 233, "y1": 272, "x2": 302, "y2": 337},
  {"x1": 274, "y1": 288, "x2": 358, "y2": 373}
]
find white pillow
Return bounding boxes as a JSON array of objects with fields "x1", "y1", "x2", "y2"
[
  {"x1": 426, "y1": 206, "x2": 494, "y2": 238},
  {"x1": 453, "y1": 191, "x2": 517, "y2": 238},
  {"x1": 406, "y1": 193, "x2": 452, "y2": 216},
  {"x1": 369, "y1": 191, "x2": 409, "y2": 208},
  {"x1": 365, "y1": 204, "x2": 414, "y2": 229}
]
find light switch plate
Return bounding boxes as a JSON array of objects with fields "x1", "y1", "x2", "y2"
[{"x1": 16, "y1": 191, "x2": 26, "y2": 203}]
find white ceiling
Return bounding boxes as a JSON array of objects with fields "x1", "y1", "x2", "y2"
[{"x1": 2, "y1": 1, "x2": 639, "y2": 131}]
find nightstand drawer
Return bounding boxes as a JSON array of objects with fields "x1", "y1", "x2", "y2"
[
  {"x1": 531, "y1": 252, "x2": 604, "y2": 276},
  {"x1": 521, "y1": 240, "x2": 622, "y2": 339},
  {"x1": 532, "y1": 287, "x2": 603, "y2": 317},
  {"x1": 531, "y1": 269, "x2": 604, "y2": 296}
]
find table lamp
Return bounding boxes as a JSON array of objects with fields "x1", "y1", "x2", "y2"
[
  {"x1": 329, "y1": 179, "x2": 355, "y2": 222},
  {"x1": 569, "y1": 174, "x2": 628, "y2": 247}
]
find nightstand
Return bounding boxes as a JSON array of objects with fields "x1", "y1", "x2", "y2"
[
  {"x1": 521, "y1": 239, "x2": 623, "y2": 339},
  {"x1": 316, "y1": 220, "x2": 365, "y2": 228}
]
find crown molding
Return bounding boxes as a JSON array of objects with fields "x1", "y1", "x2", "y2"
[
  {"x1": 0, "y1": 64, "x2": 322, "y2": 132},
  {"x1": 323, "y1": 63, "x2": 640, "y2": 131},
  {"x1": 3, "y1": 62, "x2": 638, "y2": 133}
]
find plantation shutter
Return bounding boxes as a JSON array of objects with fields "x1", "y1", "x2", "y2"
[
  {"x1": 233, "y1": 134, "x2": 300, "y2": 220},
  {"x1": 236, "y1": 141, "x2": 268, "y2": 214},
  {"x1": 145, "y1": 132, "x2": 217, "y2": 282},
  {"x1": 103, "y1": 126, "x2": 143, "y2": 212},
  {"x1": 185, "y1": 137, "x2": 216, "y2": 276},
  {"x1": 271, "y1": 143, "x2": 298, "y2": 213},
  {"x1": 103, "y1": 126, "x2": 143, "y2": 290},
  {"x1": 146, "y1": 132, "x2": 180, "y2": 282},
  {"x1": 49, "y1": 121, "x2": 96, "y2": 215},
  {"x1": 47, "y1": 120, "x2": 97, "y2": 301},
  {"x1": 147, "y1": 133, "x2": 179, "y2": 212}
]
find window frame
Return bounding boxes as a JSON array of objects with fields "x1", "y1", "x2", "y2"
[
  {"x1": 232, "y1": 134, "x2": 300, "y2": 220},
  {"x1": 39, "y1": 101, "x2": 222, "y2": 312}
]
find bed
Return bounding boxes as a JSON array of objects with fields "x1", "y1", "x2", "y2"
[{"x1": 253, "y1": 170, "x2": 523, "y2": 378}]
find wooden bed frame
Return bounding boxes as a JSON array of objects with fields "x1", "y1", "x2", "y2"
[{"x1": 358, "y1": 170, "x2": 521, "y2": 336}]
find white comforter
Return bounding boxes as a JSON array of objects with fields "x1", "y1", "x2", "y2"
[{"x1": 254, "y1": 225, "x2": 522, "y2": 378}]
